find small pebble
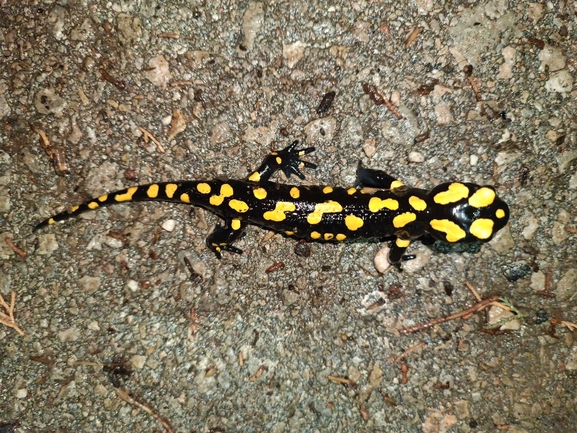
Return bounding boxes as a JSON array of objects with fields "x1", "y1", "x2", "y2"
[
  {"x1": 374, "y1": 245, "x2": 391, "y2": 273},
  {"x1": 131, "y1": 355, "x2": 147, "y2": 369},
  {"x1": 162, "y1": 219, "x2": 177, "y2": 232},
  {"x1": 408, "y1": 151, "x2": 424, "y2": 163},
  {"x1": 127, "y1": 279, "x2": 139, "y2": 292}
]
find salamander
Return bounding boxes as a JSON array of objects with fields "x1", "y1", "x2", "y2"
[{"x1": 35, "y1": 141, "x2": 510, "y2": 266}]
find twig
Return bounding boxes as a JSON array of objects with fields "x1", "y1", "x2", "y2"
[
  {"x1": 115, "y1": 387, "x2": 175, "y2": 433},
  {"x1": 560, "y1": 320, "x2": 577, "y2": 332},
  {"x1": 5, "y1": 237, "x2": 27, "y2": 258},
  {"x1": 138, "y1": 126, "x2": 165, "y2": 153},
  {"x1": 0, "y1": 291, "x2": 25, "y2": 336},
  {"x1": 362, "y1": 83, "x2": 403, "y2": 119},
  {"x1": 169, "y1": 80, "x2": 194, "y2": 87},
  {"x1": 391, "y1": 341, "x2": 427, "y2": 364},
  {"x1": 398, "y1": 295, "x2": 500, "y2": 334},
  {"x1": 326, "y1": 375, "x2": 357, "y2": 387},
  {"x1": 463, "y1": 65, "x2": 482, "y2": 101},
  {"x1": 157, "y1": 33, "x2": 179, "y2": 39},
  {"x1": 404, "y1": 27, "x2": 420, "y2": 48},
  {"x1": 400, "y1": 363, "x2": 409, "y2": 385},
  {"x1": 464, "y1": 281, "x2": 482, "y2": 301},
  {"x1": 38, "y1": 129, "x2": 51, "y2": 148}
]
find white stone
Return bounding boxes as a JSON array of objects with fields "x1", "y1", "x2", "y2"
[
  {"x1": 127, "y1": 279, "x2": 139, "y2": 292},
  {"x1": 539, "y1": 45, "x2": 566, "y2": 72},
  {"x1": 162, "y1": 219, "x2": 177, "y2": 232},
  {"x1": 434, "y1": 103, "x2": 453, "y2": 124},
  {"x1": 374, "y1": 245, "x2": 392, "y2": 273},
  {"x1": 242, "y1": 2, "x2": 265, "y2": 51},
  {"x1": 545, "y1": 70, "x2": 573, "y2": 93},
  {"x1": 131, "y1": 355, "x2": 147, "y2": 369},
  {"x1": 408, "y1": 151, "x2": 424, "y2": 163},
  {"x1": 283, "y1": 41, "x2": 307, "y2": 68},
  {"x1": 145, "y1": 55, "x2": 173, "y2": 89}
]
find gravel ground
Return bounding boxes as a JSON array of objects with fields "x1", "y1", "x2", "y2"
[{"x1": 1, "y1": 1, "x2": 576, "y2": 432}]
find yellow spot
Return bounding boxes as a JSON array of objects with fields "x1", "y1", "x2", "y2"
[
  {"x1": 470, "y1": 218, "x2": 494, "y2": 240},
  {"x1": 88, "y1": 201, "x2": 99, "y2": 210},
  {"x1": 468, "y1": 187, "x2": 496, "y2": 208},
  {"x1": 393, "y1": 212, "x2": 416, "y2": 228},
  {"x1": 229, "y1": 199, "x2": 249, "y2": 213},
  {"x1": 210, "y1": 195, "x2": 224, "y2": 206},
  {"x1": 197, "y1": 183, "x2": 211, "y2": 194},
  {"x1": 307, "y1": 201, "x2": 344, "y2": 225},
  {"x1": 147, "y1": 184, "x2": 159, "y2": 198},
  {"x1": 48, "y1": 218, "x2": 56, "y2": 225},
  {"x1": 391, "y1": 180, "x2": 404, "y2": 189},
  {"x1": 180, "y1": 193, "x2": 190, "y2": 203},
  {"x1": 285, "y1": 230, "x2": 294, "y2": 236},
  {"x1": 98, "y1": 195, "x2": 108, "y2": 202},
  {"x1": 396, "y1": 238, "x2": 411, "y2": 248},
  {"x1": 323, "y1": 186, "x2": 333, "y2": 194},
  {"x1": 347, "y1": 188, "x2": 357, "y2": 195},
  {"x1": 165, "y1": 183, "x2": 178, "y2": 198},
  {"x1": 434, "y1": 183, "x2": 470, "y2": 205},
  {"x1": 209, "y1": 184, "x2": 234, "y2": 206},
  {"x1": 310, "y1": 231, "x2": 321, "y2": 240},
  {"x1": 71, "y1": 205, "x2": 80, "y2": 212},
  {"x1": 231, "y1": 219, "x2": 241, "y2": 230},
  {"x1": 221, "y1": 184, "x2": 233, "y2": 196},
  {"x1": 248, "y1": 172, "x2": 261, "y2": 182},
  {"x1": 430, "y1": 219, "x2": 466, "y2": 242},
  {"x1": 336, "y1": 233, "x2": 346, "y2": 241},
  {"x1": 115, "y1": 187, "x2": 138, "y2": 202},
  {"x1": 345, "y1": 214, "x2": 364, "y2": 231},
  {"x1": 324, "y1": 233, "x2": 334, "y2": 240},
  {"x1": 496, "y1": 209, "x2": 506, "y2": 219},
  {"x1": 368, "y1": 197, "x2": 399, "y2": 212},
  {"x1": 276, "y1": 157, "x2": 282, "y2": 165},
  {"x1": 253, "y1": 187, "x2": 267, "y2": 200},
  {"x1": 263, "y1": 202, "x2": 296, "y2": 222},
  {"x1": 409, "y1": 196, "x2": 427, "y2": 211},
  {"x1": 290, "y1": 187, "x2": 300, "y2": 199}
]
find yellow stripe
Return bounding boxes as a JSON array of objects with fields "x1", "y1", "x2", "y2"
[
  {"x1": 468, "y1": 187, "x2": 495, "y2": 208},
  {"x1": 115, "y1": 187, "x2": 138, "y2": 202},
  {"x1": 408, "y1": 196, "x2": 427, "y2": 211},
  {"x1": 430, "y1": 219, "x2": 466, "y2": 242},
  {"x1": 393, "y1": 212, "x2": 416, "y2": 228},
  {"x1": 306, "y1": 201, "x2": 343, "y2": 225},
  {"x1": 434, "y1": 183, "x2": 469, "y2": 205},
  {"x1": 368, "y1": 197, "x2": 399, "y2": 212}
]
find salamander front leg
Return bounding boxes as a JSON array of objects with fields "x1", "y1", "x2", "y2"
[
  {"x1": 206, "y1": 218, "x2": 247, "y2": 259},
  {"x1": 247, "y1": 140, "x2": 317, "y2": 183},
  {"x1": 386, "y1": 237, "x2": 418, "y2": 271},
  {"x1": 355, "y1": 162, "x2": 404, "y2": 190}
]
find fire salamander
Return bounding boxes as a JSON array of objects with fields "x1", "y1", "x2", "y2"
[{"x1": 35, "y1": 141, "x2": 510, "y2": 266}]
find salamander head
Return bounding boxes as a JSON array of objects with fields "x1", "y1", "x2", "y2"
[{"x1": 426, "y1": 182, "x2": 510, "y2": 244}]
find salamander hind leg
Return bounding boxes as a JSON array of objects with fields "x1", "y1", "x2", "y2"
[
  {"x1": 247, "y1": 140, "x2": 317, "y2": 183},
  {"x1": 355, "y1": 162, "x2": 404, "y2": 190},
  {"x1": 206, "y1": 219, "x2": 247, "y2": 259}
]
